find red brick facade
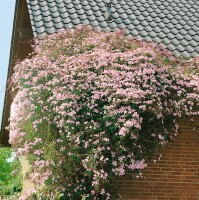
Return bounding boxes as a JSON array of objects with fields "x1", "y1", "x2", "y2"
[{"x1": 115, "y1": 118, "x2": 199, "y2": 200}]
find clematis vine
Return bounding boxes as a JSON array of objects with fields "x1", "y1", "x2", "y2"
[{"x1": 9, "y1": 26, "x2": 198, "y2": 199}]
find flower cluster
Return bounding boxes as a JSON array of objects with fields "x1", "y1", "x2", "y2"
[{"x1": 10, "y1": 26, "x2": 198, "y2": 199}]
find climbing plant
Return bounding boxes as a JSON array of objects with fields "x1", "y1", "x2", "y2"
[{"x1": 10, "y1": 26, "x2": 199, "y2": 199}]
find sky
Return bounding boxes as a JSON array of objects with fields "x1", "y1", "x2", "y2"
[{"x1": 0, "y1": 0, "x2": 15, "y2": 127}]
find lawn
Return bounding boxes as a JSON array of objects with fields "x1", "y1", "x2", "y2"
[{"x1": 0, "y1": 147, "x2": 22, "y2": 199}]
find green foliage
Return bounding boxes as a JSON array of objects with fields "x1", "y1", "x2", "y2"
[{"x1": 0, "y1": 147, "x2": 22, "y2": 198}]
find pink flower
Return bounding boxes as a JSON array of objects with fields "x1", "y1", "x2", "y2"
[
  {"x1": 34, "y1": 150, "x2": 43, "y2": 156},
  {"x1": 118, "y1": 127, "x2": 128, "y2": 136}
]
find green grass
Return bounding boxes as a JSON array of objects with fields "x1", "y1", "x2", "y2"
[{"x1": 0, "y1": 147, "x2": 22, "y2": 198}]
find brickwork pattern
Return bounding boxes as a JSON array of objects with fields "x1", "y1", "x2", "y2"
[{"x1": 115, "y1": 118, "x2": 199, "y2": 200}]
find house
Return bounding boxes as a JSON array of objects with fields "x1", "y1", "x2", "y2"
[
  {"x1": 1, "y1": 0, "x2": 199, "y2": 146},
  {"x1": 0, "y1": 0, "x2": 199, "y2": 198}
]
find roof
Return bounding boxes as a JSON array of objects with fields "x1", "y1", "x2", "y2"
[
  {"x1": 26, "y1": 0, "x2": 199, "y2": 57},
  {"x1": 26, "y1": 0, "x2": 199, "y2": 58}
]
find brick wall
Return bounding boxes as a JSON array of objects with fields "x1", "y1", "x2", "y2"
[{"x1": 114, "y1": 118, "x2": 199, "y2": 200}]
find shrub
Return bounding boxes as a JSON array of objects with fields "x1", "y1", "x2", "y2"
[
  {"x1": 0, "y1": 147, "x2": 22, "y2": 198},
  {"x1": 9, "y1": 26, "x2": 199, "y2": 199}
]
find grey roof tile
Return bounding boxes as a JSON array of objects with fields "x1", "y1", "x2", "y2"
[
  {"x1": 182, "y1": 51, "x2": 190, "y2": 58},
  {"x1": 175, "y1": 24, "x2": 183, "y2": 30},
  {"x1": 171, "y1": 39, "x2": 180, "y2": 46},
  {"x1": 140, "y1": 30, "x2": 148, "y2": 37},
  {"x1": 34, "y1": 15, "x2": 43, "y2": 22},
  {"x1": 59, "y1": 7, "x2": 68, "y2": 14},
  {"x1": 117, "y1": 23, "x2": 126, "y2": 29},
  {"x1": 129, "y1": 14, "x2": 137, "y2": 21},
  {"x1": 181, "y1": 39, "x2": 189, "y2": 47},
  {"x1": 81, "y1": 19, "x2": 90, "y2": 25},
  {"x1": 68, "y1": 7, "x2": 76, "y2": 14},
  {"x1": 166, "y1": 23, "x2": 173, "y2": 31},
  {"x1": 186, "y1": 46, "x2": 194, "y2": 53},
  {"x1": 175, "y1": 34, "x2": 184, "y2": 40},
  {"x1": 184, "y1": 25, "x2": 191, "y2": 31},
  {"x1": 132, "y1": 19, "x2": 140, "y2": 26},
  {"x1": 55, "y1": 22, "x2": 64, "y2": 29},
  {"x1": 45, "y1": 21, "x2": 54, "y2": 28},
  {"x1": 34, "y1": 20, "x2": 45, "y2": 28},
  {"x1": 177, "y1": 44, "x2": 185, "y2": 52},
  {"x1": 184, "y1": 34, "x2": 192, "y2": 42},
  {"x1": 96, "y1": 15, "x2": 104, "y2": 22},
  {"x1": 62, "y1": 17, "x2": 71, "y2": 24},
  {"x1": 144, "y1": 36, "x2": 152, "y2": 42},
  {"x1": 193, "y1": 35, "x2": 199, "y2": 42},
  {"x1": 65, "y1": 22, "x2": 73, "y2": 29},
  {"x1": 167, "y1": 33, "x2": 175, "y2": 40},
  {"x1": 189, "y1": 40, "x2": 198, "y2": 47},
  {"x1": 73, "y1": 18, "x2": 81, "y2": 25},
  {"x1": 137, "y1": 25, "x2": 144, "y2": 31},
  {"x1": 158, "y1": 32, "x2": 166, "y2": 39},
  {"x1": 125, "y1": 9, "x2": 133, "y2": 15},
  {"x1": 109, "y1": 21, "x2": 117, "y2": 29},
  {"x1": 145, "y1": 15, "x2": 153, "y2": 22},
  {"x1": 124, "y1": 18, "x2": 131, "y2": 25},
  {"x1": 195, "y1": 47, "x2": 199, "y2": 54},
  {"x1": 131, "y1": 29, "x2": 139, "y2": 36},
  {"x1": 194, "y1": 12, "x2": 199, "y2": 18},
  {"x1": 154, "y1": 26, "x2": 161, "y2": 33},
  {"x1": 171, "y1": 28, "x2": 178, "y2": 35},
  {"x1": 153, "y1": 37, "x2": 161, "y2": 44},
  {"x1": 189, "y1": 30, "x2": 196, "y2": 36},
  {"x1": 120, "y1": 13, "x2": 128, "y2": 20},
  {"x1": 27, "y1": 0, "x2": 199, "y2": 57},
  {"x1": 141, "y1": 21, "x2": 148, "y2": 27},
  {"x1": 150, "y1": 21, "x2": 157, "y2": 28},
  {"x1": 35, "y1": 26, "x2": 47, "y2": 35},
  {"x1": 162, "y1": 38, "x2": 170, "y2": 45},
  {"x1": 76, "y1": 9, "x2": 84, "y2": 15},
  {"x1": 179, "y1": 29, "x2": 187, "y2": 36},
  {"x1": 149, "y1": 31, "x2": 157, "y2": 38},
  {"x1": 144, "y1": 25, "x2": 152, "y2": 32},
  {"x1": 88, "y1": 15, "x2": 96, "y2": 21}
]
